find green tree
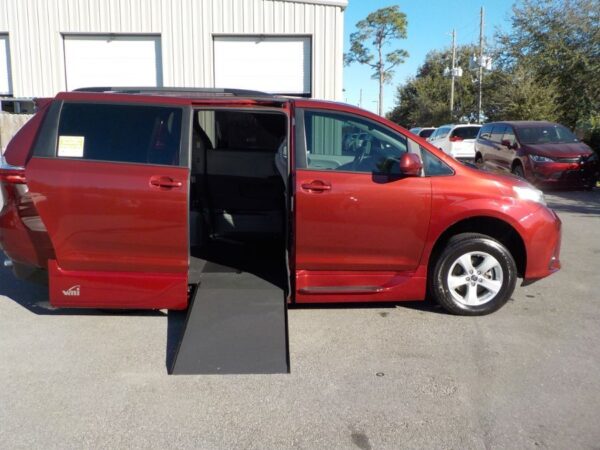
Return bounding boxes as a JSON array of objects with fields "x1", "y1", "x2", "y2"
[
  {"x1": 344, "y1": 6, "x2": 409, "y2": 116},
  {"x1": 483, "y1": 66, "x2": 559, "y2": 122},
  {"x1": 496, "y1": 0, "x2": 600, "y2": 128}
]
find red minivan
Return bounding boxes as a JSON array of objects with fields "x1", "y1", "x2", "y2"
[{"x1": 0, "y1": 89, "x2": 561, "y2": 315}]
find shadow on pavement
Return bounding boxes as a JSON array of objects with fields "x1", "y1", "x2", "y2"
[
  {"x1": 545, "y1": 188, "x2": 600, "y2": 217},
  {"x1": 288, "y1": 297, "x2": 449, "y2": 315},
  {"x1": 166, "y1": 309, "x2": 187, "y2": 371}
]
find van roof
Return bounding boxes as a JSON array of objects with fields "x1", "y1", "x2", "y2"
[
  {"x1": 73, "y1": 86, "x2": 281, "y2": 98},
  {"x1": 55, "y1": 87, "x2": 294, "y2": 107}
]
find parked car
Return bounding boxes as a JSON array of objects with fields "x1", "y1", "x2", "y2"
[
  {"x1": 474, "y1": 121, "x2": 599, "y2": 189},
  {"x1": 428, "y1": 124, "x2": 482, "y2": 161},
  {"x1": 0, "y1": 88, "x2": 561, "y2": 315},
  {"x1": 409, "y1": 127, "x2": 436, "y2": 139}
]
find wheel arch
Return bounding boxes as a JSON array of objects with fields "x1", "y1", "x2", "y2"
[
  {"x1": 511, "y1": 158, "x2": 524, "y2": 170},
  {"x1": 428, "y1": 216, "x2": 527, "y2": 278}
]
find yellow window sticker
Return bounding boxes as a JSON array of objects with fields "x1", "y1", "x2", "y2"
[{"x1": 57, "y1": 136, "x2": 85, "y2": 157}]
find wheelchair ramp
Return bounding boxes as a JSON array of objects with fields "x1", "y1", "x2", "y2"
[{"x1": 170, "y1": 270, "x2": 289, "y2": 374}]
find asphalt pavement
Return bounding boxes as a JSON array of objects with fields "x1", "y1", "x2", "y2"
[{"x1": 1, "y1": 190, "x2": 599, "y2": 449}]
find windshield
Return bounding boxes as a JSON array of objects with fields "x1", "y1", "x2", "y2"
[{"x1": 516, "y1": 124, "x2": 578, "y2": 144}]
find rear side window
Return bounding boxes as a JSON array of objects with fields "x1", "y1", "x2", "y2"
[
  {"x1": 451, "y1": 126, "x2": 481, "y2": 140},
  {"x1": 212, "y1": 111, "x2": 285, "y2": 152},
  {"x1": 419, "y1": 128, "x2": 435, "y2": 138},
  {"x1": 57, "y1": 103, "x2": 183, "y2": 165},
  {"x1": 490, "y1": 125, "x2": 507, "y2": 143}
]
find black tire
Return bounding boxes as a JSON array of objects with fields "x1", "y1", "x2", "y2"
[
  {"x1": 512, "y1": 163, "x2": 525, "y2": 179},
  {"x1": 475, "y1": 154, "x2": 483, "y2": 168},
  {"x1": 431, "y1": 233, "x2": 517, "y2": 316}
]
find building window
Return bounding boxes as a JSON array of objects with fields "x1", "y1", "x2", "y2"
[
  {"x1": 63, "y1": 35, "x2": 163, "y2": 91},
  {"x1": 0, "y1": 34, "x2": 12, "y2": 96},
  {"x1": 214, "y1": 36, "x2": 312, "y2": 97}
]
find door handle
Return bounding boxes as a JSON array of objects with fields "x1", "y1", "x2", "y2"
[
  {"x1": 150, "y1": 176, "x2": 183, "y2": 189},
  {"x1": 301, "y1": 180, "x2": 331, "y2": 192}
]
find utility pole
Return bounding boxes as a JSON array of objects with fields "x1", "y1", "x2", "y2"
[
  {"x1": 450, "y1": 29, "x2": 456, "y2": 118},
  {"x1": 478, "y1": 6, "x2": 484, "y2": 123},
  {"x1": 359, "y1": 89, "x2": 363, "y2": 108}
]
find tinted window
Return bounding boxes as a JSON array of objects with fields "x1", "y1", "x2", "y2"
[
  {"x1": 451, "y1": 126, "x2": 481, "y2": 140},
  {"x1": 479, "y1": 124, "x2": 493, "y2": 139},
  {"x1": 58, "y1": 103, "x2": 182, "y2": 165},
  {"x1": 490, "y1": 125, "x2": 507, "y2": 143},
  {"x1": 302, "y1": 110, "x2": 408, "y2": 174},
  {"x1": 502, "y1": 127, "x2": 517, "y2": 146},
  {"x1": 213, "y1": 111, "x2": 286, "y2": 151},
  {"x1": 420, "y1": 147, "x2": 453, "y2": 176},
  {"x1": 515, "y1": 124, "x2": 578, "y2": 144},
  {"x1": 419, "y1": 128, "x2": 435, "y2": 138}
]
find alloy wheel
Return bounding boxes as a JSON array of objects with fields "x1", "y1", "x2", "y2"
[{"x1": 446, "y1": 251, "x2": 504, "y2": 306}]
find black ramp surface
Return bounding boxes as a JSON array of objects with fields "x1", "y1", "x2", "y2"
[{"x1": 170, "y1": 271, "x2": 289, "y2": 374}]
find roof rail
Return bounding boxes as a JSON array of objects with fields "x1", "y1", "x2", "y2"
[{"x1": 72, "y1": 87, "x2": 275, "y2": 97}]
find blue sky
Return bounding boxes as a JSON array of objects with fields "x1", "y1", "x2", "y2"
[{"x1": 343, "y1": 0, "x2": 514, "y2": 114}]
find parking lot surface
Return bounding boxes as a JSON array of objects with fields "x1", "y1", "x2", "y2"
[{"x1": 1, "y1": 190, "x2": 599, "y2": 449}]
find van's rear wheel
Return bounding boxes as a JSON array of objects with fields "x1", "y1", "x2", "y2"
[{"x1": 431, "y1": 233, "x2": 517, "y2": 315}]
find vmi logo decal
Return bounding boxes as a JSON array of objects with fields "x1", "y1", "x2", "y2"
[{"x1": 62, "y1": 285, "x2": 80, "y2": 296}]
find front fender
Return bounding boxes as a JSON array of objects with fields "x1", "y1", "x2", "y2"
[{"x1": 419, "y1": 175, "x2": 548, "y2": 274}]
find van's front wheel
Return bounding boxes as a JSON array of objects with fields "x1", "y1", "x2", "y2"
[{"x1": 431, "y1": 233, "x2": 517, "y2": 315}]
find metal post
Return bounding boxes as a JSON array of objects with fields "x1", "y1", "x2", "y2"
[
  {"x1": 450, "y1": 29, "x2": 456, "y2": 118},
  {"x1": 478, "y1": 7, "x2": 485, "y2": 123}
]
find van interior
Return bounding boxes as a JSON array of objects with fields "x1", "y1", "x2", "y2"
[{"x1": 188, "y1": 109, "x2": 289, "y2": 291}]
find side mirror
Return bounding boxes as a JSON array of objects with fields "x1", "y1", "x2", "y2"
[
  {"x1": 501, "y1": 139, "x2": 516, "y2": 149},
  {"x1": 399, "y1": 153, "x2": 423, "y2": 177}
]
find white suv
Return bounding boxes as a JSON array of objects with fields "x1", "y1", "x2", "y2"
[{"x1": 427, "y1": 124, "x2": 482, "y2": 161}]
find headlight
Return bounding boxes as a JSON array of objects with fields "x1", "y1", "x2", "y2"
[
  {"x1": 530, "y1": 154, "x2": 554, "y2": 163},
  {"x1": 513, "y1": 186, "x2": 546, "y2": 205}
]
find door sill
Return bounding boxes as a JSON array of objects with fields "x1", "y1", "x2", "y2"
[{"x1": 299, "y1": 286, "x2": 384, "y2": 295}]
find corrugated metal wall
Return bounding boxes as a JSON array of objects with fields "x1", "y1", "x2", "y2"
[{"x1": 0, "y1": 0, "x2": 344, "y2": 100}]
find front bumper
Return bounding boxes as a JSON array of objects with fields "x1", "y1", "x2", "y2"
[
  {"x1": 523, "y1": 205, "x2": 562, "y2": 282},
  {"x1": 528, "y1": 158, "x2": 599, "y2": 188}
]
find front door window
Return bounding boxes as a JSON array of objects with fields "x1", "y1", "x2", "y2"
[{"x1": 300, "y1": 110, "x2": 408, "y2": 175}]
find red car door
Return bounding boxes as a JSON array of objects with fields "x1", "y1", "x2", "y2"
[
  {"x1": 293, "y1": 106, "x2": 432, "y2": 302},
  {"x1": 25, "y1": 100, "x2": 190, "y2": 309}
]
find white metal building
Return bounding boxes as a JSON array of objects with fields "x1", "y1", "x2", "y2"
[{"x1": 0, "y1": 0, "x2": 347, "y2": 102}]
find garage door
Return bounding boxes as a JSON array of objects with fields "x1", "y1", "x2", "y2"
[
  {"x1": 0, "y1": 34, "x2": 11, "y2": 95},
  {"x1": 63, "y1": 35, "x2": 162, "y2": 91},
  {"x1": 214, "y1": 36, "x2": 311, "y2": 96}
]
